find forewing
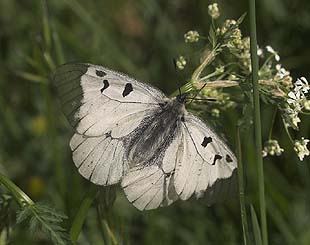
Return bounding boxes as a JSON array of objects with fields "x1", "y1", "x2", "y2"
[
  {"x1": 52, "y1": 63, "x2": 166, "y2": 137},
  {"x1": 174, "y1": 113, "x2": 237, "y2": 202}
]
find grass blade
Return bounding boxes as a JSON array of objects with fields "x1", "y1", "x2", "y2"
[
  {"x1": 248, "y1": 0, "x2": 268, "y2": 244},
  {"x1": 251, "y1": 205, "x2": 263, "y2": 245},
  {"x1": 236, "y1": 127, "x2": 250, "y2": 244}
]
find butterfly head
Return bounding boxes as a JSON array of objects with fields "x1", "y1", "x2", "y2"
[{"x1": 176, "y1": 93, "x2": 188, "y2": 104}]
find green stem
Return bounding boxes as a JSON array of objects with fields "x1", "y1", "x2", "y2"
[
  {"x1": 69, "y1": 184, "x2": 99, "y2": 244},
  {"x1": 169, "y1": 80, "x2": 239, "y2": 97},
  {"x1": 0, "y1": 172, "x2": 33, "y2": 206},
  {"x1": 283, "y1": 120, "x2": 294, "y2": 144},
  {"x1": 41, "y1": 0, "x2": 65, "y2": 198},
  {"x1": 102, "y1": 220, "x2": 118, "y2": 245},
  {"x1": 96, "y1": 203, "x2": 118, "y2": 245},
  {"x1": 41, "y1": 83, "x2": 65, "y2": 197},
  {"x1": 268, "y1": 107, "x2": 277, "y2": 140},
  {"x1": 236, "y1": 127, "x2": 250, "y2": 245},
  {"x1": 191, "y1": 49, "x2": 216, "y2": 82},
  {"x1": 96, "y1": 205, "x2": 111, "y2": 245},
  {"x1": 248, "y1": 0, "x2": 268, "y2": 244}
]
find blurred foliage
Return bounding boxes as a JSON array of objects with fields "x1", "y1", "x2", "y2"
[{"x1": 0, "y1": 0, "x2": 309, "y2": 244}]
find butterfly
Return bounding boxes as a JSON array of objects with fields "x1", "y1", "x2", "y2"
[{"x1": 52, "y1": 63, "x2": 237, "y2": 210}]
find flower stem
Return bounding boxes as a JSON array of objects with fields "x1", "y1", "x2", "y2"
[
  {"x1": 0, "y1": 173, "x2": 34, "y2": 206},
  {"x1": 236, "y1": 127, "x2": 250, "y2": 245},
  {"x1": 70, "y1": 184, "x2": 99, "y2": 244},
  {"x1": 248, "y1": 0, "x2": 268, "y2": 244},
  {"x1": 283, "y1": 119, "x2": 294, "y2": 144},
  {"x1": 191, "y1": 49, "x2": 216, "y2": 82},
  {"x1": 268, "y1": 107, "x2": 277, "y2": 140}
]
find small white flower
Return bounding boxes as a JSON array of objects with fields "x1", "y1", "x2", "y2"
[
  {"x1": 215, "y1": 65, "x2": 225, "y2": 74},
  {"x1": 287, "y1": 90, "x2": 303, "y2": 112},
  {"x1": 175, "y1": 56, "x2": 186, "y2": 70},
  {"x1": 294, "y1": 77, "x2": 309, "y2": 94},
  {"x1": 228, "y1": 74, "x2": 238, "y2": 81},
  {"x1": 257, "y1": 47, "x2": 263, "y2": 57},
  {"x1": 275, "y1": 64, "x2": 289, "y2": 79},
  {"x1": 294, "y1": 138, "x2": 310, "y2": 161},
  {"x1": 262, "y1": 140, "x2": 284, "y2": 157},
  {"x1": 208, "y1": 3, "x2": 220, "y2": 19},
  {"x1": 184, "y1": 30, "x2": 200, "y2": 43},
  {"x1": 266, "y1": 45, "x2": 280, "y2": 61},
  {"x1": 283, "y1": 111, "x2": 301, "y2": 130},
  {"x1": 211, "y1": 108, "x2": 220, "y2": 118},
  {"x1": 287, "y1": 91, "x2": 301, "y2": 104},
  {"x1": 303, "y1": 100, "x2": 310, "y2": 111},
  {"x1": 262, "y1": 150, "x2": 268, "y2": 157},
  {"x1": 266, "y1": 45, "x2": 275, "y2": 53}
]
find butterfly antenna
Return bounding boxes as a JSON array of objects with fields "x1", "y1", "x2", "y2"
[{"x1": 188, "y1": 83, "x2": 207, "y2": 105}]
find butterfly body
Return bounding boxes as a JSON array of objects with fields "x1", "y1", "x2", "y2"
[
  {"x1": 125, "y1": 97, "x2": 184, "y2": 168},
  {"x1": 53, "y1": 63, "x2": 237, "y2": 210}
]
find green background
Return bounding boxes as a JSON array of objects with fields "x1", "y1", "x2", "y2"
[{"x1": 0, "y1": 0, "x2": 309, "y2": 244}]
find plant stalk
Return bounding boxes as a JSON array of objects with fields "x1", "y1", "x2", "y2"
[
  {"x1": 248, "y1": 0, "x2": 268, "y2": 244},
  {"x1": 0, "y1": 172, "x2": 33, "y2": 206},
  {"x1": 236, "y1": 127, "x2": 249, "y2": 244},
  {"x1": 70, "y1": 184, "x2": 99, "y2": 244}
]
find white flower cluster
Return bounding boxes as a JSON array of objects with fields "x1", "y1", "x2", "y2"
[
  {"x1": 175, "y1": 56, "x2": 186, "y2": 70},
  {"x1": 294, "y1": 138, "x2": 310, "y2": 161},
  {"x1": 284, "y1": 77, "x2": 309, "y2": 129},
  {"x1": 208, "y1": 3, "x2": 220, "y2": 19},
  {"x1": 275, "y1": 64, "x2": 289, "y2": 80},
  {"x1": 184, "y1": 30, "x2": 200, "y2": 43},
  {"x1": 262, "y1": 140, "x2": 284, "y2": 157}
]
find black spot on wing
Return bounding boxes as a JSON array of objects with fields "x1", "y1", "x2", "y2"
[
  {"x1": 226, "y1": 154, "x2": 233, "y2": 163},
  {"x1": 122, "y1": 83, "x2": 133, "y2": 97},
  {"x1": 100, "y1": 79, "x2": 109, "y2": 93},
  {"x1": 201, "y1": 136, "x2": 212, "y2": 147},
  {"x1": 96, "y1": 70, "x2": 106, "y2": 77},
  {"x1": 212, "y1": 154, "x2": 223, "y2": 165}
]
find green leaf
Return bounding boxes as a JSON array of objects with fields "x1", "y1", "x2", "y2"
[
  {"x1": 237, "y1": 13, "x2": 247, "y2": 25},
  {"x1": 0, "y1": 173, "x2": 69, "y2": 244},
  {"x1": 16, "y1": 206, "x2": 32, "y2": 224},
  {"x1": 29, "y1": 215, "x2": 40, "y2": 234}
]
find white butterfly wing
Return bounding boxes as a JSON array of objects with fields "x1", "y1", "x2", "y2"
[
  {"x1": 121, "y1": 165, "x2": 178, "y2": 210},
  {"x1": 121, "y1": 131, "x2": 182, "y2": 210},
  {"x1": 175, "y1": 113, "x2": 237, "y2": 202},
  {"x1": 69, "y1": 133, "x2": 127, "y2": 185},
  {"x1": 53, "y1": 63, "x2": 166, "y2": 138},
  {"x1": 121, "y1": 113, "x2": 237, "y2": 210},
  {"x1": 53, "y1": 63, "x2": 166, "y2": 185},
  {"x1": 53, "y1": 62, "x2": 237, "y2": 208}
]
